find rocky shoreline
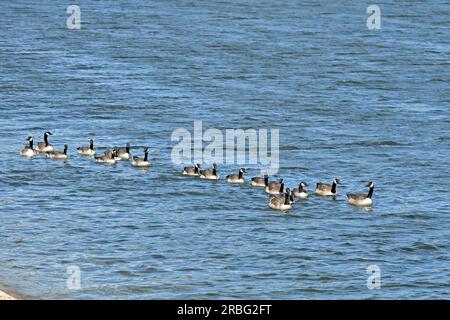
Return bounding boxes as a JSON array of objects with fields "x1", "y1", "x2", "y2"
[{"x1": 0, "y1": 289, "x2": 17, "y2": 300}]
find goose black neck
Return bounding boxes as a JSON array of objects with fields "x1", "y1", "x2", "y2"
[
  {"x1": 29, "y1": 139, "x2": 33, "y2": 149},
  {"x1": 90, "y1": 141, "x2": 94, "y2": 150},
  {"x1": 298, "y1": 183, "x2": 304, "y2": 192},
  {"x1": 213, "y1": 168, "x2": 217, "y2": 175},
  {"x1": 144, "y1": 151, "x2": 148, "y2": 162},
  {"x1": 238, "y1": 170, "x2": 243, "y2": 179},
  {"x1": 64, "y1": 146, "x2": 68, "y2": 155},
  {"x1": 284, "y1": 193, "x2": 290, "y2": 205},
  {"x1": 126, "y1": 145, "x2": 130, "y2": 153},
  {"x1": 44, "y1": 134, "x2": 49, "y2": 146},
  {"x1": 264, "y1": 176, "x2": 269, "y2": 186},
  {"x1": 194, "y1": 166, "x2": 199, "y2": 174},
  {"x1": 367, "y1": 186, "x2": 374, "y2": 199},
  {"x1": 331, "y1": 181, "x2": 337, "y2": 194},
  {"x1": 279, "y1": 182, "x2": 284, "y2": 193}
]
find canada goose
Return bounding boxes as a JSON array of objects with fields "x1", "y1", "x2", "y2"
[
  {"x1": 251, "y1": 175, "x2": 269, "y2": 187},
  {"x1": 37, "y1": 131, "x2": 54, "y2": 152},
  {"x1": 46, "y1": 144, "x2": 68, "y2": 160},
  {"x1": 20, "y1": 136, "x2": 39, "y2": 157},
  {"x1": 114, "y1": 143, "x2": 131, "y2": 160},
  {"x1": 183, "y1": 163, "x2": 201, "y2": 176},
  {"x1": 269, "y1": 188, "x2": 294, "y2": 211},
  {"x1": 226, "y1": 168, "x2": 246, "y2": 184},
  {"x1": 315, "y1": 178, "x2": 342, "y2": 196},
  {"x1": 347, "y1": 182, "x2": 374, "y2": 206},
  {"x1": 132, "y1": 148, "x2": 150, "y2": 167},
  {"x1": 293, "y1": 181, "x2": 309, "y2": 199},
  {"x1": 95, "y1": 150, "x2": 116, "y2": 164},
  {"x1": 199, "y1": 163, "x2": 219, "y2": 180},
  {"x1": 265, "y1": 179, "x2": 285, "y2": 195},
  {"x1": 77, "y1": 139, "x2": 95, "y2": 156}
]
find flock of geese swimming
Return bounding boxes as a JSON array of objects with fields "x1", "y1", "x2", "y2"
[
  {"x1": 182, "y1": 164, "x2": 375, "y2": 210},
  {"x1": 20, "y1": 132, "x2": 150, "y2": 167},
  {"x1": 21, "y1": 132, "x2": 375, "y2": 211}
]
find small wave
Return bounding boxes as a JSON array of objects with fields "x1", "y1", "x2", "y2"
[
  {"x1": 402, "y1": 213, "x2": 433, "y2": 220},
  {"x1": 279, "y1": 145, "x2": 300, "y2": 151},
  {"x1": 0, "y1": 199, "x2": 15, "y2": 203},
  {"x1": 367, "y1": 140, "x2": 405, "y2": 146},
  {"x1": 336, "y1": 80, "x2": 367, "y2": 87},
  {"x1": 399, "y1": 242, "x2": 440, "y2": 252},
  {"x1": 344, "y1": 140, "x2": 407, "y2": 147}
]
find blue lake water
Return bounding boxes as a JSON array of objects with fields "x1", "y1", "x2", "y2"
[{"x1": 0, "y1": 0, "x2": 449, "y2": 299}]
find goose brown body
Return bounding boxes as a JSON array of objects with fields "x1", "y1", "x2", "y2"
[
  {"x1": 347, "y1": 182, "x2": 374, "y2": 206},
  {"x1": 132, "y1": 148, "x2": 150, "y2": 167},
  {"x1": 37, "y1": 132, "x2": 54, "y2": 152},
  {"x1": 183, "y1": 164, "x2": 201, "y2": 176},
  {"x1": 226, "y1": 168, "x2": 246, "y2": 184},
  {"x1": 46, "y1": 144, "x2": 68, "y2": 160},
  {"x1": 315, "y1": 179, "x2": 341, "y2": 196},
  {"x1": 21, "y1": 136, "x2": 39, "y2": 157}
]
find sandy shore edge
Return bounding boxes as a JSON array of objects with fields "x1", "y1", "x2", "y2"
[{"x1": 0, "y1": 289, "x2": 17, "y2": 300}]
